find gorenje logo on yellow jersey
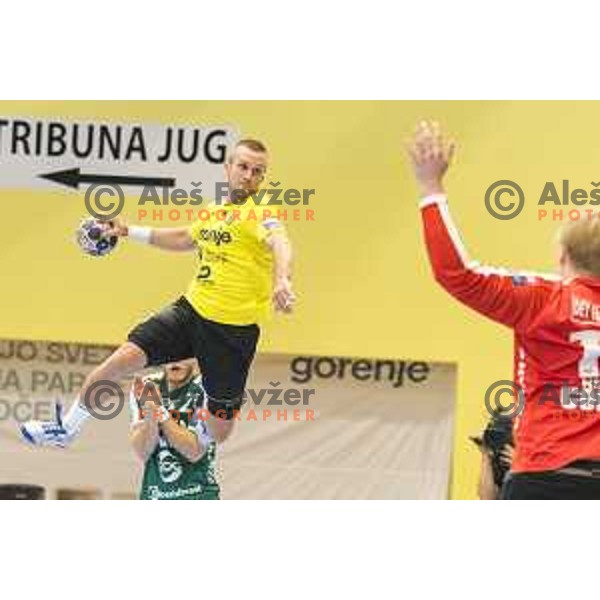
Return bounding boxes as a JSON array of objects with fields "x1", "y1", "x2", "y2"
[{"x1": 199, "y1": 229, "x2": 232, "y2": 246}]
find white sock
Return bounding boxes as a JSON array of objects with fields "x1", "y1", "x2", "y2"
[{"x1": 63, "y1": 398, "x2": 91, "y2": 433}]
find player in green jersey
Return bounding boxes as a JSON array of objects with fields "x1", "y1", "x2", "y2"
[{"x1": 129, "y1": 359, "x2": 219, "y2": 500}]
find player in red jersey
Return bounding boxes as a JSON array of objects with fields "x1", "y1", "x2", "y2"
[{"x1": 409, "y1": 120, "x2": 600, "y2": 499}]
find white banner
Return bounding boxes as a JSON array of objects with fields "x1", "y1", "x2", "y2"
[{"x1": 0, "y1": 116, "x2": 237, "y2": 193}]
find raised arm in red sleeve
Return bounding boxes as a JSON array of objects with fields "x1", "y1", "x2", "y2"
[{"x1": 420, "y1": 194, "x2": 556, "y2": 330}]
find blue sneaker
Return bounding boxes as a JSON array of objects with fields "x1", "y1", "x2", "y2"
[{"x1": 20, "y1": 403, "x2": 74, "y2": 448}]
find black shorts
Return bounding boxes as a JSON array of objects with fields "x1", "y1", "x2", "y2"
[
  {"x1": 502, "y1": 461, "x2": 600, "y2": 500},
  {"x1": 128, "y1": 296, "x2": 260, "y2": 400}
]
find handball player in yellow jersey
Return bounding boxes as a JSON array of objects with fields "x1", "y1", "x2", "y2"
[{"x1": 21, "y1": 139, "x2": 295, "y2": 448}]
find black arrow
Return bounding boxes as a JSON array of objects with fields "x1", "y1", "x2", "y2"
[{"x1": 39, "y1": 168, "x2": 176, "y2": 189}]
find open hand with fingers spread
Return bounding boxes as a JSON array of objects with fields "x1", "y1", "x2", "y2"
[{"x1": 407, "y1": 120, "x2": 456, "y2": 197}]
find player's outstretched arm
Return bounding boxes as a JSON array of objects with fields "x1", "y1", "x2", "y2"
[
  {"x1": 407, "y1": 120, "x2": 551, "y2": 330},
  {"x1": 105, "y1": 218, "x2": 195, "y2": 252}
]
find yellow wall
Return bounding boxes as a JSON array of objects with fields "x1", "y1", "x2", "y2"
[{"x1": 2, "y1": 100, "x2": 598, "y2": 498}]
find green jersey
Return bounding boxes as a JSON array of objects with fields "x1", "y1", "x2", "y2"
[{"x1": 130, "y1": 373, "x2": 220, "y2": 500}]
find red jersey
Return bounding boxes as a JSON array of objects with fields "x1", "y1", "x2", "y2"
[{"x1": 421, "y1": 194, "x2": 600, "y2": 473}]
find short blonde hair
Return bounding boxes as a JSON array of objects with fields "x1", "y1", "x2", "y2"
[
  {"x1": 227, "y1": 138, "x2": 268, "y2": 163},
  {"x1": 559, "y1": 218, "x2": 600, "y2": 277}
]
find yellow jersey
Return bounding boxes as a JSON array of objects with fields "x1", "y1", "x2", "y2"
[{"x1": 185, "y1": 201, "x2": 286, "y2": 325}]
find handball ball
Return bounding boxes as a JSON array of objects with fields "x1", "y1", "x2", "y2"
[{"x1": 75, "y1": 217, "x2": 118, "y2": 257}]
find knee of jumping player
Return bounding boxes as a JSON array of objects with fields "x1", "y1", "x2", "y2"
[
  {"x1": 205, "y1": 395, "x2": 242, "y2": 443},
  {"x1": 80, "y1": 342, "x2": 148, "y2": 410}
]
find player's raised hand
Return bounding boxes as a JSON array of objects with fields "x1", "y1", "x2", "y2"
[
  {"x1": 407, "y1": 120, "x2": 455, "y2": 196},
  {"x1": 132, "y1": 375, "x2": 145, "y2": 400},
  {"x1": 133, "y1": 376, "x2": 162, "y2": 407},
  {"x1": 273, "y1": 276, "x2": 296, "y2": 313}
]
